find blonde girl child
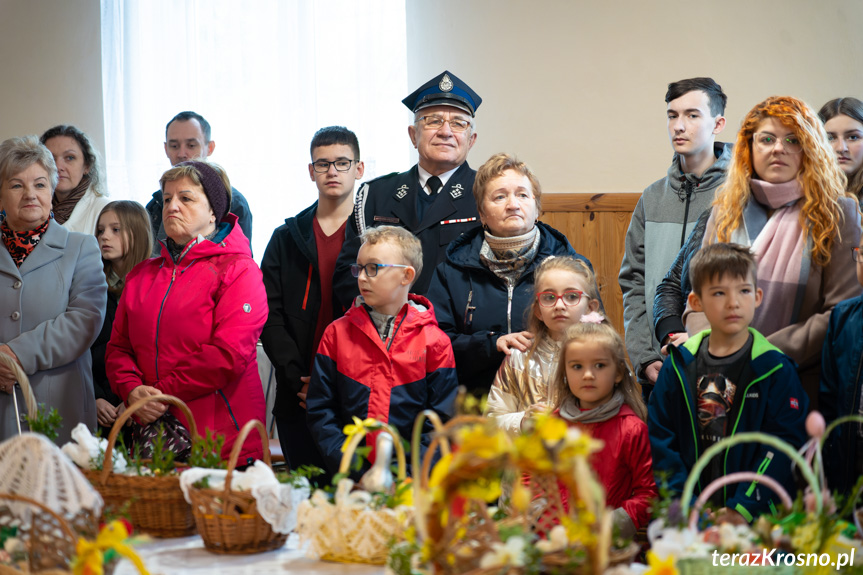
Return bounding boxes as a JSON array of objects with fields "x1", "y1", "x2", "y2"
[
  {"x1": 552, "y1": 314, "x2": 657, "y2": 538},
  {"x1": 90, "y1": 201, "x2": 153, "y2": 436},
  {"x1": 486, "y1": 256, "x2": 600, "y2": 433}
]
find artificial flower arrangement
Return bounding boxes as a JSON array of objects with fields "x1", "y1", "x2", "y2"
[
  {"x1": 387, "y1": 404, "x2": 637, "y2": 575},
  {"x1": 296, "y1": 417, "x2": 414, "y2": 565},
  {"x1": 614, "y1": 412, "x2": 863, "y2": 575}
]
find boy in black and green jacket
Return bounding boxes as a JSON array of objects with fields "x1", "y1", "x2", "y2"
[{"x1": 648, "y1": 243, "x2": 808, "y2": 522}]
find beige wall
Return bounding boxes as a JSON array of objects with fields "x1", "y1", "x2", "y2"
[
  {"x1": 406, "y1": 0, "x2": 863, "y2": 193},
  {"x1": 0, "y1": 0, "x2": 104, "y2": 151},
  {"x1": 1, "y1": 0, "x2": 861, "y2": 195}
]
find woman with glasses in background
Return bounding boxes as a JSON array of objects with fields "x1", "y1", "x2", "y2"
[
  {"x1": 819, "y1": 97, "x2": 863, "y2": 206},
  {"x1": 653, "y1": 96, "x2": 862, "y2": 406}
]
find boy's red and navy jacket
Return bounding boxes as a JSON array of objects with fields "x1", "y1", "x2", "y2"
[
  {"x1": 306, "y1": 294, "x2": 458, "y2": 475},
  {"x1": 647, "y1": 328, "x2": 808, "y2": 521}
]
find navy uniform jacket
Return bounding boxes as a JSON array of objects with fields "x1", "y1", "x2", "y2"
[{"x1": 333, "y1": 163, "x2": 480, "y2": 310}]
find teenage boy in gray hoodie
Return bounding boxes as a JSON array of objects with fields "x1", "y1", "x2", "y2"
[{"x1": 619, "y1": 77, "x2": 730, "y2": 401}]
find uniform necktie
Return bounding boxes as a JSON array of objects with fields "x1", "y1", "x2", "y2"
[{"x1": 427, "y1": 176, "x2": 443, "y2": 195}]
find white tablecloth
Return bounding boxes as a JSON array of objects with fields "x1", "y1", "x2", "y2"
[{"x1": 115, "y1": 533, "x2": 386, "y2": 575}]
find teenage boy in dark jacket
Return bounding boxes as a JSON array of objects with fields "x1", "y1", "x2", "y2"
[
  {"x1": 260, "y1": 126, "x2": 364, "y2": 477},
  {"x1": 648, "y1": 243, "x2": 808, "y2": 523}
]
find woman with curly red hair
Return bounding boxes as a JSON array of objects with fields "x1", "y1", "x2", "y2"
[{"x1": 653, "y1": 96, "x2": 862, "y2": 405}]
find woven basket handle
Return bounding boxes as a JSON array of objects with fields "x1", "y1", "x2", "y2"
[
  {"x1": 410, "y1": 409, "x2": 450, "y2": 490},
  {"x1": 0, "y1": 492, "x2": 77, "y2": 541},
  {"x1": 687, "y1": 472, "x2": 793, "y2": 530},
  {"x1": 0, "y1": 350, "x2": 37, "y2": 421},
  {"x1": 99, "y1": 393, "x2": 198, "y2": 485},
  {"x1": 337, "y1": 422, "x2": 406, "y2": 480},
  {"x1": 681, "y1": 431, "x2": 822, "y2": 520},
  {"x1": 820, "y1": 414, "x2": 863, "y2": 533},
  {"x1": 419, "y1": 414, "x2": 487, "y2": 490},
  {"x1": 222, "y1": 418, "x2": 270, "y2": 511}
]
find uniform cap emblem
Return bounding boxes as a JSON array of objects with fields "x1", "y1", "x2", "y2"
[
  {"x1": 439, "y1": 74, "x2": 454, "y2": 92},
  {"x1": 243, "y1": 303, "x2": 251, "y2": 313}
]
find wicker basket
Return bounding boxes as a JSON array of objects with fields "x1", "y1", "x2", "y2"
[
  {"x1": 83, "y1": 394, "x2": 199, "y2": 538},
  {"x1": 296, "y1": 422, "x2": 411, "y2": 565},
  {"x1": 0, "y1": 354, "x2": 102, "y2": 545},
  {"x1": 668, "y1": 432, "x2": 826, "y2": 574},
  {"x1": 0, "y1": 493, "x2": 78, "y2": 575},
  {"x1": 186, "y1": 419, "x2": 288, "y2": 554},
  {"x1": 412, "y1": 412, "x2": 615, "y2": 575}
]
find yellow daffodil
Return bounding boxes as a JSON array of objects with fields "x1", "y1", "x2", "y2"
[
  {"x1": 535, "y1": 414, "x2": 567, "y2": 444},
  {"x1": 457, "y1": 476, "x2": 502, "y2": 503},
  {"x1": 455, "y1": 424, "x2": 510, "y2": 461},
  {"x1": 429, "y1": 453, "x2": 453, "y2": 490},
  {"x1": 510, "y1": 480, "x2": 530, "y2": 512},
  {"x1": 340, "y1": 416, "x2": 379, "y2": 452},
  {"x1": 513, "y1": 434, "x2": 553, "y2": 472},
  {"x1": 645, "y1": 550, "x2": 678, "y2": 575}
]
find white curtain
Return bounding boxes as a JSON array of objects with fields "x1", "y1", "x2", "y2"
[{"x1": 100, "y1": 0, "x2": 408, "y2": 261}]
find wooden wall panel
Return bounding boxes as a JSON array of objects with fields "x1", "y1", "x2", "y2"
[{"x1": 539, "y1": 193, "x2": 640, "y2": 337}]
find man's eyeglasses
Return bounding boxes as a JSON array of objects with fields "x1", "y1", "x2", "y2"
[
  {"x1": 536, "y1": 290, "x2": 586, "y2": 308},
  {"x1": 312, "y1": 159, "x2": 356, "y2": 173},
  {"x1": 852, "y1": 247, "x2": 863, "y2": 263},
  {"x1": 752, "y1": 132, "x2": 802, "y2": 154},
  {"x1": 417, "y1": 115, "x2": 471, "y2": 133},
  {"x1": 351, "y1": 263, "x2": 410, "y2": 278}
]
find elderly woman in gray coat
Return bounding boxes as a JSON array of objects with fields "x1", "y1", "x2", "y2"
[{"x1": 0, "y1": 136, "x2": 106, "y2": 444}]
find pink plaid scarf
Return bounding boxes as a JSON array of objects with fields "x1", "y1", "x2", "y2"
[{"x1": 705, "y1": 179, "x2": 808, "y2": 336}]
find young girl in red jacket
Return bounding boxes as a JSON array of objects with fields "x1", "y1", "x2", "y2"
[{"x1": 552, "y1": 313, "x2": 657, "y2": 538}]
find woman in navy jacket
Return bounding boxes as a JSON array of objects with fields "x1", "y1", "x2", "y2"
[{"x1": 427, "y1": 153, "x2": 595, "y2": 395}]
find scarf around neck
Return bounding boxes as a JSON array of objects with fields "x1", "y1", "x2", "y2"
[
  {"x1": 166, "y1": 227, "x2": 219, "y2": 263},
  {"x1": 479, "y1": 226, "x2": 540, "y2": 285},
  {"x1": 1, "y1": 218, "x2": 50, "y2": 268},
  {"x1": 749, "y1": 178, "x2": 803, "y2": 210},
  {"x1": 703, "y1": 178, "x2": 809, "y2": 335},
  {"x1": 52, "y1": 173, "x2": 91, "y2": 225},
  {"x1": 558, "y1": 389, "x2": 625, "y2": 424}
]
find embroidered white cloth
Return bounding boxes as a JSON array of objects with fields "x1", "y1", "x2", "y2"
[
  {"x1": 60, "y1": 422, "x2": 128, "y2": 473},
  {"x1": 179, "y1": 461, "x2": 310, "y2": 534},
  {"x1": 0, "y1": 432, "x2": 102, "y2": 521}
]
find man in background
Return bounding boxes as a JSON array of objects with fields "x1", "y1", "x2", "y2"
[
  {"x1": 333, "y1": 70, "x2": 482, "y2": 307},
  {"x1": 147, "y1": 111, "x2": 253, "y2": 255}
]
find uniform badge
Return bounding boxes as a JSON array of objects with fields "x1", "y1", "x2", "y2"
[
  {"x1": 396, "y1": 185, "x2": 409, "y2": 199},
  {"x1": 450, "y1": 183, "x2": 464, "y2": 199},
  {"x1": 439, "y1": 74, "x2": 454, "y2": 92},
  {"x1": 243, "y1": 303, "x2": 251, "y2": 313}
]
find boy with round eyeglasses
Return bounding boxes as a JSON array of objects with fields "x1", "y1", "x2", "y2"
[{"x1": 307, "y1": 226, "x2": 457, "y2": 476}]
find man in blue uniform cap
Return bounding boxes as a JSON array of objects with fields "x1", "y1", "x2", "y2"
[{"x1": 333, "y1": 70, "x2": 482, "y2": 308}]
